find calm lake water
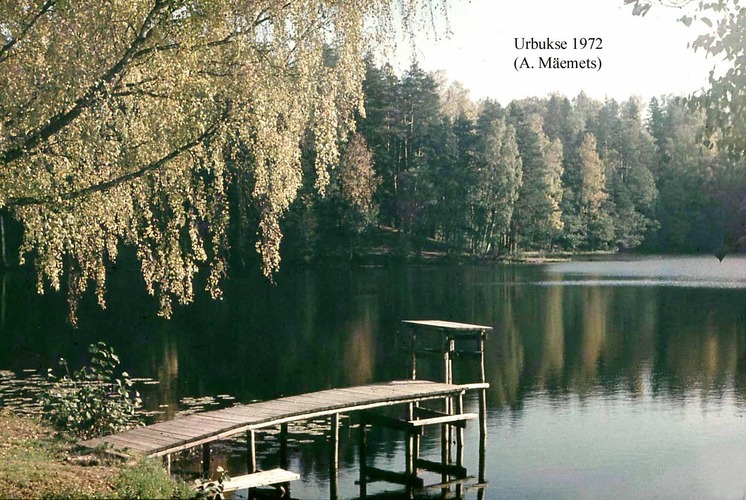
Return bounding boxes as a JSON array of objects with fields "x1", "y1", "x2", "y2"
[{"x1": 1, "y1": 255, "x2": 746, "y2": 499}]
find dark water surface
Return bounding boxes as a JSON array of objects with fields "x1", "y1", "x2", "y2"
[{"x1": 1, "y1": 256, "x2": 746, "y2": 499}]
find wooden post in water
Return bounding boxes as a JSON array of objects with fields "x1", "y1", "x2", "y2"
[
  {"x1": 405, "y1": 404, "x2": 415, "y2": 496},
  {"x1": 407, "y1": 324, "x2": 418, "y2": 497},
  {"x1": 409, "y1": 401, "x2": 420, "y2": 474},
  {"x1": 478, "y1": 330, "x2": 487, "y2": 484},
  {"x1": 247, "y1": 430, "x2": 257, "y2": 474},
  {"x1": 279, "y1": 423, "x2": 291, "y2": 498},
  {"x1": 440, "y1": 337, "x2": 449, "y2": 481},
  {"x1": 201, "y1": 443, "x2": 210, "y2": 479},
  {"x1": 456, "y1": 393, "x2": 465, "y2": 469},
  {"x1": 443, "y1": 338, "x2": 456, "y2": 465},
  {"x1": 280, "y1": 423, "x2": 289, "y2": 469},
  {"x1": 440, "y1": 420, "x2": 449, "y2": 485},
  {"x1": 440, "y1": 336, "x2": 454, "y2": 480},
  {"x1": 410, "y1": 328, "x2": 417, "y2": 380},
  {"x1": 358, "y1": 419, "x2": 367, "y2": 498},
  {"x1": 330, "y1": 413, "x2": 340, "y2": 500}
]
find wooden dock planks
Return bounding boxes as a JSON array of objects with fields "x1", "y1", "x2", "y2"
[
  {"x1": 220, "y1": 468, "x2": 300, "y2": 492},
  {"x1": 79, "y1": 380, "x2": 487, "y2": 457}
]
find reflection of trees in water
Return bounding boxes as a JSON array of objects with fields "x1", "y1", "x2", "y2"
[
  {"x1": 660, "y1": 301, "x2": 742, "y2": 399},
  {"x1": 538, "y1": 282, "x2": 564, "y2": 388},
  {"x1": 481, "y1": 280, "x2": 746, "y2": 411},
  {"x1": 484, "y1": 283, "x2": 524, "y2": 407},
  {"x1": 574, "y1": 286, "x2": 610, "y2": 392},
  {"x1": 3, "y1": 262, "x2": 746, "y2": 422},
  {"x1": 156, "y1": 334, "x2": 180, "y2": 421},
  {"x1": 342, "y1": 297, "x2": 377, "y2": 387},
  {"x1": 611, "y1": 287, "x2": 657, "y2": 396}
]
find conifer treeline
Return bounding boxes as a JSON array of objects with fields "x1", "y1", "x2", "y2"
[{"x1": 283, "y1": 60, "x2": 746, "y2": 259}]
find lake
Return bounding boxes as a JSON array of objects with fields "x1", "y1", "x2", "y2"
[{"x1": 1, "y1": 255, "x2": 746, "y2": 499}]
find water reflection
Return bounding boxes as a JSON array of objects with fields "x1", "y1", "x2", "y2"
[
  {"x1": 1, "y1": 257, "x2": 746, "y2": 498},
  {"x1": 490, "y1": 283, "x2": 746, "y2": 412},
  {"x1": 538, "y1": 281, "x2": 563, "y2": 388},
  {"x1": 342, "y1": 298, "x2": 377, "y2": 386}
]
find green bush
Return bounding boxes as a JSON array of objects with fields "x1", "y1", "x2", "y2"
[{"x1": 41, "y1": 342, "x2": 142, "y2": 439}]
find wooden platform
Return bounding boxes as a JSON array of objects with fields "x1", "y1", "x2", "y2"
[
  {"x1": 402, "y1": 319, "x2": 492, "y2": 335},
  {"x1": 217, "y1": 468, "x2": 300, "y2": 492},
  {"x1": 79, "y1": 379, "x2": 487, "y2": 458}
]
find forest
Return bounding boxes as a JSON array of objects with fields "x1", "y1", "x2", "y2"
[
  {"x1": 4, "y1": 57, "x2": 744, "y2": 273},
  {"x1": 281, "y1": 58, "x2": 746, "y2": 262},
  {"x1": 1, "y1": 0, "x2": 745, "y2": 321}
]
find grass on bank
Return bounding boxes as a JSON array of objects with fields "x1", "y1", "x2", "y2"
[{"x1": 0, "y1": 408, "x2": 194, "y2": 499}]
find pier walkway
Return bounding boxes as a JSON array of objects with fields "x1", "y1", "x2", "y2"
[
  {"x1": 80, "y1": 379, "x2": 485, "y2": 458},
  {"x1": 80, "y1": 320, "x2": 492, "y2": 498}
]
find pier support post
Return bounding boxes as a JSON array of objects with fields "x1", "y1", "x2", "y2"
[
  {"x1": 358, "y1": 420, "x2": 367, "y2": 498},
  {"x1": 280, "y1": 423, "x2": 289, "y2": 469},
  {"x1": 443, "y1": 338, "x2": 455, "y2": 468},
  {"x1": 411, "y1": 404, "x2": 420, "y2": 470},
  {"x1": 456, "y1": 393, "x2": 465, "y2": 469},
  {"x1": 247, "y1": 430, "x2": 257, "y2": 474},
  {"x1": 478, "y1": 331, "x2": 487, "y2": 484},
  {"x1": 330, "y1": 414, "x2": 340, "y2": 500},
  {"x1": 201, "y1": 443, "x2": 210, "y2": 479},
  {"x1": 405, "y1": 404, "x2": 414, "y2": 476},
  {"x1": 410, "y1": 328, "x2": 417, "y2": 380}
]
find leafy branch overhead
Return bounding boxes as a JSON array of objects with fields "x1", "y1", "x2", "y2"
[
  {"x1": 626, "y1": 0, "x2": 746, "y2": 156},
  {"x1": 0, "y1": 0, "x2": 446, "y2": 323}
]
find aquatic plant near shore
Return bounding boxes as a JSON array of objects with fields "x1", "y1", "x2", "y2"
[{"x1": 41, "y1": 342, "x2": 142, "y2": 439}]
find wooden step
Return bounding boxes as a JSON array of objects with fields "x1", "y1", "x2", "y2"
[
  {"x1": 196, "y1": 468, "x2": 299, "y2": 493},
  {"x1": 363, "y1": 411, "x2": 477, "y2": 432},
  {"x1": 409, "y1": 412, "x2": 478, "y2": 429}
]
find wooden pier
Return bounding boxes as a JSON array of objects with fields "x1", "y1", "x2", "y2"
[{"x1": 80, "y1": 320, "x2": 492, "y2": 498}]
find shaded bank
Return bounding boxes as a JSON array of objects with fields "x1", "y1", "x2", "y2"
[{"x1": 0, "y1": 409, "x2": 192, "y2": 499}]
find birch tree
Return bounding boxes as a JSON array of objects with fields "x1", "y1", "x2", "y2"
[{"x1": 0, "y1": 0, "x2": 446, "y2": 321}]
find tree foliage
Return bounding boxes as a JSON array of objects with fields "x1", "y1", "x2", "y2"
[
  {"x1": 3, "y1": 1, "x2": 743, "y2": 322},
  {"x1": 340, "y1": 59, "x2": 740, "y2": 258},
  {"x1": 337, "y1": 133, "x2": 380, "y2": 220},
  {"x1": 470, "y1": 105, "x2": 522, "y2": 255},
  {"x1": 0, "y1": 0, "x2": 445, "y2": 321},
  {"x1": 576, "y1": 133, "x2": 613, "y2": 248},
  {"x1": 627, "y1": 0, "x2": 746, "y2": 251},
  {"x1": 511, "y1": 108, "x2": 564, "y2": 248},
  {"x1": 626, "y1": 0, "x2": 745, "y2": 154}
]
